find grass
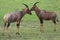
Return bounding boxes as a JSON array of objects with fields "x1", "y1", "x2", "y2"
[{"x1": 0, "y1": 0, "x2": 60, "y2": 40}]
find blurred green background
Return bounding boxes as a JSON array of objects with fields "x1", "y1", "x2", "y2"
[{"x1": 0, "y1": 0, "x2": 60, "y2": 40}]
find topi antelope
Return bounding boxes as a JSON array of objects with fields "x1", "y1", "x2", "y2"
[
  {"x1": 3, "y1": 3, "x2": 32, "y2": 35},
  {"x1": 30, "y1": 2, "x2": 58, "y2": 32}
]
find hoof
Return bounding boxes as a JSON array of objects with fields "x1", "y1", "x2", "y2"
[
  {"x1": 54, "y1": 30, "x2": 56, "y2": 32},
  {"x1": 40, "y1": 30, "x2": 44, "y2": 32},
  {"x1": 16, "y1": 33, "x2": 20, "y2": 35},
  {"x1": 8, "y1": 34, "x2": 11, "y2": 37}
]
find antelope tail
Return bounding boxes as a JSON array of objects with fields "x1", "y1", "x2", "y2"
[
  {"x1": 56, "y1": 16, "x2": 59, "y2": 22},
  {"x1": 56, "y1": 18, "x2": 59, "y2": 22}
]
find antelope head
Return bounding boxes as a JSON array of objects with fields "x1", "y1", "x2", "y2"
[
  {"x1": 23, "y1": 3, "x2": 32, "y2": 15},
  {"x1": 30, "y1": 2, "x2": 39, "y2": 11}
]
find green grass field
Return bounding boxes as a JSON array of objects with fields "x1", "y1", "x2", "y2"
[{"x1": 0, "y1": 0, "x2": 60, "y2": 40}]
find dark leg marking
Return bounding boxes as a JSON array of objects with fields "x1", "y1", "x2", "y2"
[
  {"x1": 16, "y1": 21, "x2": 20, "y2": 35},
  {"x1": 6, "y1": 22, "x2": 11, "y2": 37},
  {"x1": 4, "y1": 23, "x2": 6, "y2": 30},
  {"x1": 7, "y1": 22, "x2": 10, "y2": 28},
  {"x1": 3, "y1": 23, "x2": 6, "y2": 36},
  {"x1": 40, "y1": 19, "x2": 44, "y2": 32},
  {"x1": 52, "y1": 19, "x2": 56, "y2": 32}
]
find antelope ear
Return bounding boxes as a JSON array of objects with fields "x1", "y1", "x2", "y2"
[{"x1": 30, "y1": 8, "x2": 33, "y2": 11}]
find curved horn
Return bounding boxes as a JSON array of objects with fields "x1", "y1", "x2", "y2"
[
  {"x1": 23, "y1": 3, "x2": 28, "y2": 8},
  {"x1": 34, "y1": 2, "x2": 39, "y2": 5}
]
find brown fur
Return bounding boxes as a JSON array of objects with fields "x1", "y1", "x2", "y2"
[
  {"x1": 30, "y1": 2, "x2": 58, "y2": 32},
  {"x1": 3, "y1": 4, "x2": 32, "y2": 35}
]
